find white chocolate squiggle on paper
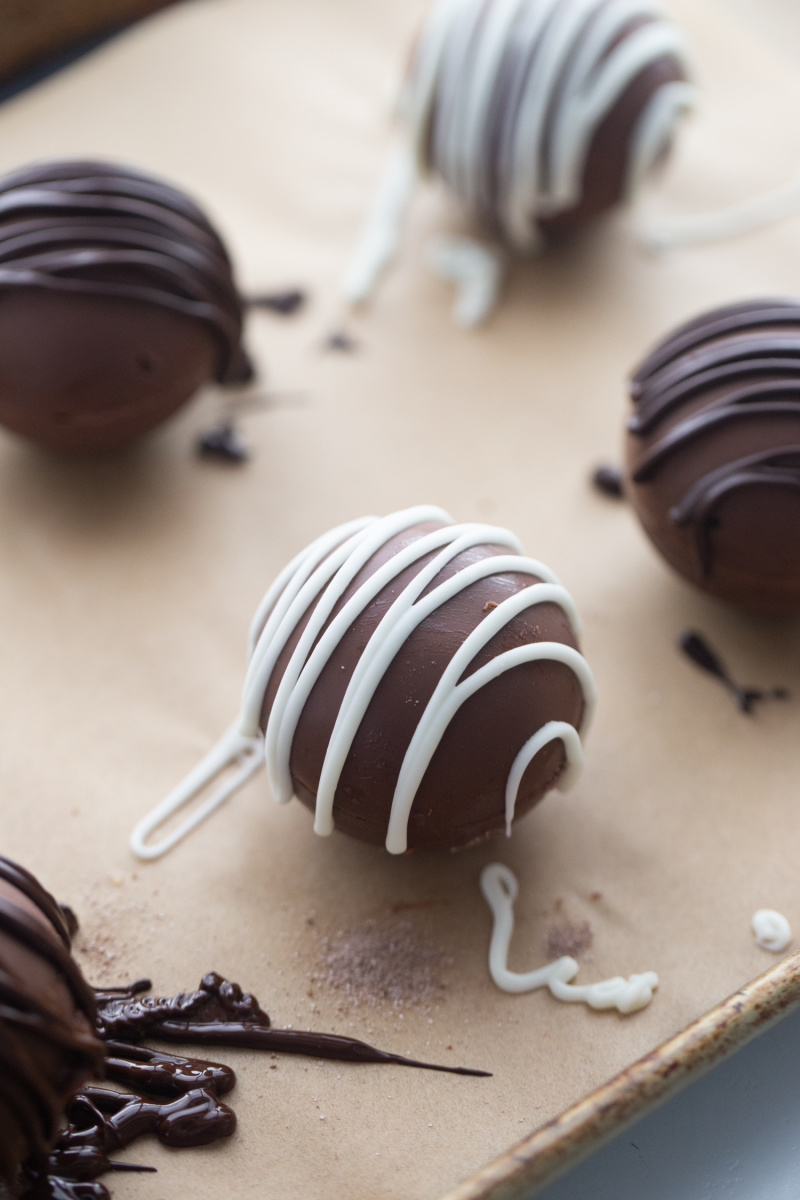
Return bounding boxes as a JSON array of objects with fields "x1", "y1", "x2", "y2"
[
  {"x1": 481, "y1": 863, "x2": 658, "y2": 1014},
  {"x1": 752, "y1": 909, "x2": 792, "y2": 953},
  {"x1": 343, "y1": 0, "x2": 695, "y2": 317},
  {"x1": 131, "y1": 507, "x2": 594, "y2": 859}
]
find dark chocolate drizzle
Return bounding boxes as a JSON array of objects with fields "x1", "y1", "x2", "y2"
[
  {"x1": 0, "y1": 161, "x2": 250, "y2": 385},
  {"x1": 17, "y1": 970, "x2": 487, "y2": 1199},
  {"x1": 678, "y1": 631, "x2": 790, "y2": 713},
  {"x1": 629, "y1": 300, "x2": 800, "y2": 577}
]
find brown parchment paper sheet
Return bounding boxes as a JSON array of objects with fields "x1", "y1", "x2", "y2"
[{"x1": 0, "y1": 1, "x2": 799, "y2": 1197}]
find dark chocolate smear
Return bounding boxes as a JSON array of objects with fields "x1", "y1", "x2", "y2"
[
  {"x1": 678, "y1": 630, "x2": 789, "y2": 713},
  {"x1": 20, "y1": 970, "x2": 487, "y2": 1199}
]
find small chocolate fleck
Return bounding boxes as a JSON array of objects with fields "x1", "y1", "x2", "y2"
[
  {"x1": 197, "y1": 422, "x2": 249, "y2": 463},
  {"x1": 247, "y1": 289, "x2": 307, "y2": 315},
  {"x1": 591, "y1": 465, "x2": 625, "y2": 499},
  {"x1": 324, "y1": 329, "x2": 359, "y2": 353},
  {"x1": 678, "y1": 630, "x2": 790, "y2": 714}
]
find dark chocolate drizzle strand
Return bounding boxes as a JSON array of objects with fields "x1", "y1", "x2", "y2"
[
  {"x1": 0, "y1": 161, "x2": 250, "y2": 384},
  {"x1": 679, "y1": 631, "x2": 789, "y2": 714},
  {"x1": 629, "y1": 300, "x2": 800, "y2": 576},
  {"x1": 19, "y1": 971, "x2": 487, "y2": 1199}
]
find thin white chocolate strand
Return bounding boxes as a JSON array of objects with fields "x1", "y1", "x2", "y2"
[
  {"x1": 130, "y1": 507, "x2": 593, "y2": 859},
  {"x1": 343, "y1": 0, "x2": 695, "y2": 317},
  {"x1": 481, "y1": 863, "x2": 658, "y2": 1014},
  {"x1": 752, "y1": 909, "x2": 792, "y2": 953}
]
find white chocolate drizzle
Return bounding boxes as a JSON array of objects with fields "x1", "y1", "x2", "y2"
[
  {"x1": 481, "y1": 863, "x2": 658, "y2": 1013},
  {"x1": 641, "y1": 168, "x2": 800, "y2": 253},
  {"x1": 131, "y1": 507, "x2": 595, "y2": 859},
  {"x1": 752, "y1": 909, "x2": 792, "y2": 953},
  {"x1": 343, "y1": 0, "x2": 695, "y2": 319}
]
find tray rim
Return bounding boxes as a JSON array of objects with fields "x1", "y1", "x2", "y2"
[{"x1": 440, "y1": 948, "x2": 800, "y2": 1200}]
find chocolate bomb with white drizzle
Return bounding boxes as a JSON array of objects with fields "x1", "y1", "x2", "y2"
[
  {"x1": 344, "y1": 0, "x2": 695, "y2": 322},
  {"x1": 131, "y1": 506, "x2": 595, "y2": 859},
  {"x1": 625, "y1": 299, "x2": 800, "y2": 613},
  {"x1": 0, "y1": 855, "x2": 104, "y2": 1195},
  {"x1": 0, "y1": 159, "x2": 252, "y2": 453}
]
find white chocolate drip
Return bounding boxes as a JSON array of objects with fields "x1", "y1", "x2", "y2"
[
  {"x1": 343, "y1": 0, "x2": 695, "y2": 318},
  {"x1": 481, "y1": 863, "x2": 658, "y2": 1014},
  {"x1": 641, "y1": 168, "x2": 800, "y2": 251},
  {"x1": 426, "y1": 236, "x2": 507, "y2": 326},
  {"x1": 752, "y1": 909, "x2": 792, "y2": 953},
  {"x1": 130, "y1": 507, "x2": 595, "y2": 859}
]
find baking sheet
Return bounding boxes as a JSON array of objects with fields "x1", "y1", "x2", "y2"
[{"x1": 0, "y1": 1, "x2": 799, "y2": 1198}]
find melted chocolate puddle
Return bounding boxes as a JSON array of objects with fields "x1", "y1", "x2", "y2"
[
  {"x1": 22, "y1": 972, "x2": 488, "y2": 1199},
  {"x1": 679, "y1": 631, "x2": 790, "y2": 713}
]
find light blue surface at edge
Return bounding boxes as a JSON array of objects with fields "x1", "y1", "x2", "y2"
[{"x1": 534, "y1": 1003, "x2": 800, "y2": 1200}]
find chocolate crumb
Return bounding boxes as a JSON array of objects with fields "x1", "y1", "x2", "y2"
[
  {"x1": 197, "y1": 422, "x2": 249, "y2": 463},
  {"x1": 591, "y1": 465, "x2": 625, "y2": 498},
  {"x1": 247, "y1": 288, "x2": 307, "y2": 315},
  {"x1": 545, "y1": 921, "x2": 593, "y2": 960},
  {"x1": 482, "y1": 601, "x2": 498, "y2": 612},
  {"x1": 323, "y1": 329, "x2": 359, "y2": 353}
]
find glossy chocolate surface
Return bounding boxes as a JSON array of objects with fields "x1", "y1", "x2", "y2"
[
  {"x1": 625, "y1": 300, "x2": 800, "y2": 613},
  {"x1": 259, "y1": 520, "x2": 586, "y2": 851},
  {"x1": 0, "y1": 160, "x2": 251, "y2": 452}
]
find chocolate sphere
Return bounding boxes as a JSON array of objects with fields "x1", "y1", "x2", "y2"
[
  {"x1": 0, "y1": 856, "x2": 103, "y2": 1191},
  {"x1": 0, "y1": 160, "x2": 252, "y2": 453},
  {"x1": 626, "y1": 299, "x2": 800, "y2": 614},
  {"x1": 131, "y1": 507, "x2": 596, "y2": 859},
  {"x1": 411, "y1": 0, "x2": 693, "y2": 244}
]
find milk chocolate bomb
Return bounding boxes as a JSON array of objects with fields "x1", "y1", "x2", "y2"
[
  {"x1": 131, "y1": 507, "x2": 595, "y2": 858},
  {"x1": 0, "y1": 160, "x2": 251, "y2": 453},
  {"x1": 0, "y1": 855, "x2": 103, "y2": 1193},
  {"x1": 626, "y1": 300, "x2": 800, "y2": 614}
]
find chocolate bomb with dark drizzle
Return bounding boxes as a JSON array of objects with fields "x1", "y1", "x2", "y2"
[
  {"x1": 626, "y1": 299, "x2": 800, "y2": 613},
  {"x1": 0, "y1": 159, "x2": 253, "y2": 453},
  {"x1": 0, "y1": 855, "x2": 104, "y2": 1197}
]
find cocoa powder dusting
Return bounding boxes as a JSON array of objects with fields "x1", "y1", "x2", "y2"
[
  {"x1": 318, "y1": 919, "x2": 451, "y2": 1008},
  {"x1": 545, "y1": 920, "x2": 593, "y2": 960}
]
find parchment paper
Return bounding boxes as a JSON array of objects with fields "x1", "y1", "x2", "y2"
[{"x1": 0, "y1": 1, "x2": 799, "y2": 1197}]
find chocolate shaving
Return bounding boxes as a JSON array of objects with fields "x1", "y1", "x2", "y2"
[
  {"x1": 323, "y1": 329, "x2": 359, "y2": 353},
  {"x1": 21, "y1": 971, "x2": 488, "y2": 1200},
  {"x1": 196, "y1": 422, "x2": 249, "y2": 463},
  {"x1": 247, "y1": 289, "x2": 307, "y2": 315},
  {"x1": 591, "y1": 465, "x2": 625, "y2": 498},
  {"x1": 679, "y1": 630, "x2": 789, "y2": 713}
]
